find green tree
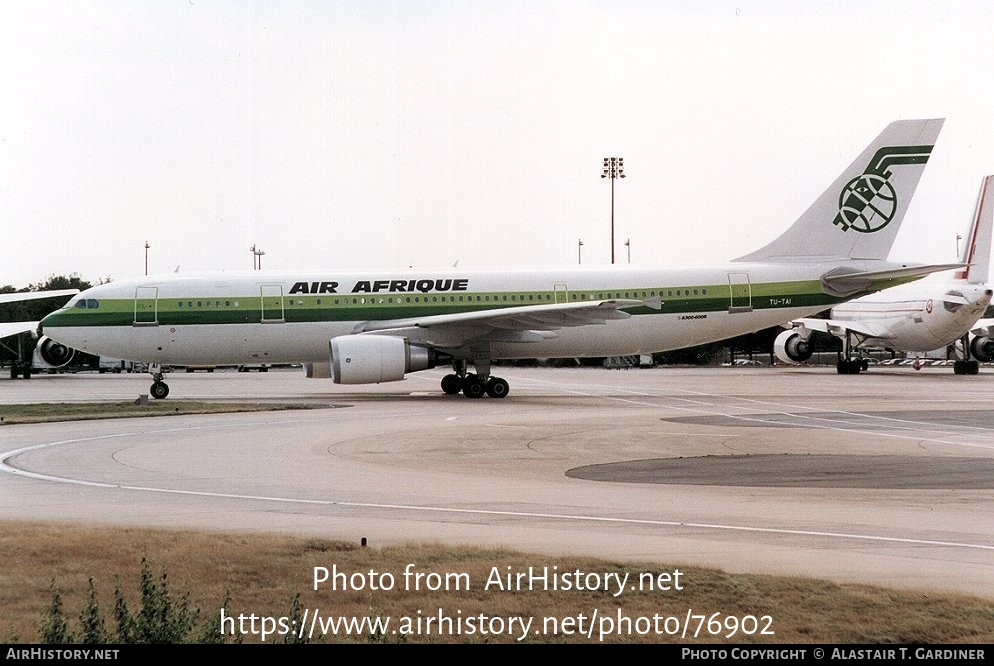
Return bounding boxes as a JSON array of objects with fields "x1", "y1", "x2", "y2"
[
  {"x1": 79, "y1": 578, "x2": 108, "y2": 643},
  {"x1": 281, "y1": 593, "x2": 308, "y2": 644},
  {"x1": 39, "y1": 580, "x2": 73, "y2": 644}
]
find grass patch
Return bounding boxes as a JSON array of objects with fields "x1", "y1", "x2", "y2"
[
  {"x1": 0, "y1": 401, "x2": 333, "y2": 424},
  {"x1": 2, "y1": 521, "x2": 993, "y2": 644}
]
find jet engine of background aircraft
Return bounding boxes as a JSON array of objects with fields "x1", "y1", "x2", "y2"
[
  {"x1": 773, "y1": 329, "x2": 814, "y2": 365},
  {"x1": 34, "y1": 335, "x2": 76, "y2": 368},
  {"x1": 968, "y1": 331, "x2": 994, "y2": 362}
]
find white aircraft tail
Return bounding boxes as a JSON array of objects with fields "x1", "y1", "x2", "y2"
[
  {"x1": 954, "y1": 175, "x2": 994, "y2": 284},
  {"x1": 735, "y1": 118, "x2": 944, "y2": 263}
]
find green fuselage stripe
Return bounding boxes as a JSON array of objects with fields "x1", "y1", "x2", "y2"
[{"x1": 44, "y1": 279, "x2": 855, "y2": 328}]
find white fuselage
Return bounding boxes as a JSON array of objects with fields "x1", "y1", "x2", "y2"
[
  {"x1": 39, "y1": 262, "x2": 908, "y2": 367},
  {"x1": 830, "y1": 281, "x2": 992, "y2": 352}
]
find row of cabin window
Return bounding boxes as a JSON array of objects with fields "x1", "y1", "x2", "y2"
[
  {"x1": 169, "y1": 289, "x2": 708, "y2": 308},
  {"x1": 171, "y1": 288, "x2": 708, "y2": 309}
]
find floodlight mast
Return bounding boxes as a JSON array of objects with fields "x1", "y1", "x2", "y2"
[{"x1": 601, "y1": 157, "x2": 625, "y2": 264}]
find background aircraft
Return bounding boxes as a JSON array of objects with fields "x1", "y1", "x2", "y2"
[
  {"x1": 40, "y1": 119, "x2": 959, "y2": 398},
  {"x1": 0, "y1": 289, "x2": 79, "y2": 378},
  {"x1": 774, "y1": 175, "x2": 994, "y2": 374},
  {"x1": 0, "y1": 289, "x2": 79, "y2": 339}
]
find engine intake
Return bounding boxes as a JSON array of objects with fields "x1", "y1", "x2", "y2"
[
  {"x1": 35, "y1": 336, "x2": 76, "y2": 368},
  {"x1": 970, "y1": 334, "x2": 994, "y2": 363},
  {"x1": 773, "y1": 329, "x2": 813, "y2": 364},
  {"x1": 330, "y1": 335, "x2": 435, "y2": 384}
]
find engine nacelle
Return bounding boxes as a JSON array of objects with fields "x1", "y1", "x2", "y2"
[
  {"x1": 330, "y1": 335, "x2": 435, "y2": 384},
  {"x1": 969, "y1": 334, "x2": 994, "y2": 362},
  {"x1": 773, "y1": 329, "x2": 814, "y2": 365},
  {"x1": 35, "y1": 335, "x2": 76, "y2": 368}
]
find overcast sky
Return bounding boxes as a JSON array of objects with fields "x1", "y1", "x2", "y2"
[{"x1": 3, "y1": 0, "x2": 994, "y2": 287}]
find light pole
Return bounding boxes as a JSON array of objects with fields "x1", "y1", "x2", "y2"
[
  {"x1": 578, "y1": 239, "x2": 583, "y2": 264},
  {"x1": 625, "y1": 238, "x2": 630, "y2": 263},
  {"x1": 601, "y1": 157, "x2": 625, "y2": 263},
  {"x1": 144, "y1": 241, "x2": 150, "y2": 275},
  {"x1": 250, "y1": 244, "x2": 265, "y2": 270}
]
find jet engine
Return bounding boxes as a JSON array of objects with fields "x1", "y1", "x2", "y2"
[
  {"x1": 969, "y1": 332, "x2": 994, "y2": 362},
  {"x1": 773, "y1": 329, "x2": 814, "y2": 364},
  {"x1": 329, "y1": 334, "x2": 436, "y2": 384},
  {"x1": 34, "y1": 335, "x2": 76, "y2": 368}
]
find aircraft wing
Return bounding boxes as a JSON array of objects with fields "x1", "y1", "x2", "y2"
[
  {"x1": 0, "y1": 321, "x2": 39, "y2": 339},
  {"x1": 0, "y1": 289, "x2": 78, "y2": 304},
  {"x1": 787, "y1": 317, "x2": 895, "y2": 341},
  {"x1": 0, "y1": 289, "x2": 78, "y2": 340},
  {"x1": 353, "y1": 298, "x2": 658, "y2": 348}
]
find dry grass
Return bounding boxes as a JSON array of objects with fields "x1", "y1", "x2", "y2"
[{"x1": 2, "y1": 521, "x2": 992, "y2": 644}]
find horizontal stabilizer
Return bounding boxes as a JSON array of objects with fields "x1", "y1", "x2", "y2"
[{"x1": 820, "y1": 263, "x2": 965, "y2": 297}]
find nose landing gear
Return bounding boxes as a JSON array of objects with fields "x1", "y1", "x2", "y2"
[{"x1": 149, "y1": 364, "x2": 170, "y2": 399}]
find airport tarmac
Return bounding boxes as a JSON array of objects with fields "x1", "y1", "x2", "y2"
[{"x1": 1, "y1": 364, "x2": 993, "y2": 598}]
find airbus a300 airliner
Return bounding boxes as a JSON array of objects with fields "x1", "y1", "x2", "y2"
[{"x1": 39, "y1": 119, "x2": 960, "y2": 398}]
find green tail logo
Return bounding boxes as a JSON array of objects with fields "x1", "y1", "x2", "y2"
[{"x1": 833, "y1": 145, "x2": 933, "y2": 233}]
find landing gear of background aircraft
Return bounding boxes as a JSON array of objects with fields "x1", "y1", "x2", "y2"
[
  {"x1": 953, "y1": 359, "x2": 980, "y2": 375},
  {"x1": 149, "y1": 364, "x2": 170, "y2": 399},
  {"x1": 836, "y1": 357, "x2": 864, "y2": 374},
  {"x1": 953, "y1": 333, "x2": 981, "y2": 375},
  {"x1": 836, "y1": 332, "x2": 867, "y2": 374}
]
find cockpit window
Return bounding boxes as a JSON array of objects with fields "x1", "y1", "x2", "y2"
[
  {"x1": 74, "y1": 299, "x2": 99, "y2": 309},
  {"x1": 943, "y1": 291, "x2": 964, "y2": 313}
]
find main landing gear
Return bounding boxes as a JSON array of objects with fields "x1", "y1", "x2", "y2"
[
  {"x1": 836, "y1": 357, "x2": 869, "y2": 375},
  {"x1": 836, "y1": 332, "x2": 868, "y2": 374},
  {"x1": 440, "y1": 360, "x2": 510, "y2": 399},
  {"x1": 953, "y1": 359, "x2": 980, "y2": 375},
  {"x1": 953, "y1": 332, "x2": 981, "y2": 375},
  {"x1": 149, "y1": 364, "x2": 170, "y2": 399}
]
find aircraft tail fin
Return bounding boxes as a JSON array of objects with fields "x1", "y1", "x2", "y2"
[
  {"x1": 734, "y1": 119, "x2": 944, "y2": 263},
  {"x1": 954, "y1": 175, "x2": 994, "y2": 284}
]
